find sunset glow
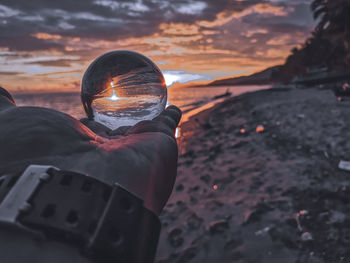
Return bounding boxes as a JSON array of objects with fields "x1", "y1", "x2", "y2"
[{"x1": 0, "y1": 0, "x2": 316, "y2": 92}]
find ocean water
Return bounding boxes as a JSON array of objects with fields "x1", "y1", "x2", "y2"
[{"x1": 12, "y1": 85, "x2": 271, "y2": 120}]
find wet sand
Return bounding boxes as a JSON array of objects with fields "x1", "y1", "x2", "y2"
[{"x1": 156, "y1": 86, "x2": 350, "y2": 263}]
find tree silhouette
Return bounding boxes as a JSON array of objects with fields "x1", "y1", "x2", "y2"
[
  {"x1": 311, "y1": 0, "x2": 350, "y2": 68},
  {"x1": 272, "y1": 0, "x2": 350, "y2": 83}
]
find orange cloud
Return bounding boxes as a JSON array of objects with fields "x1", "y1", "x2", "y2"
[
  {"x1": 242, "y1": 29, "x2": 269, "y2": 38},
  {"x1": 159, "y1": 23, "x2": 199, "y2": 35},
  {"x1": 266, "y1": 48, "x2": 290, "y2": 59},
  {"x1": 267, "y1": 34, "x2": 291, "y2": 45},
  {"x1": 33, "y1": 33, "x2": 62, "y2": 40},
  {"x1": 198, "y1": 3, "x2": 292, "y2": 28},
  {"x1": 253, "y1": 3, "x2": 293, "y2": 16}
]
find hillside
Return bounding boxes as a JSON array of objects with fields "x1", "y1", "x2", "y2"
[{"x1": 208, "y1": 65, "x2": 281, "y2": 86}]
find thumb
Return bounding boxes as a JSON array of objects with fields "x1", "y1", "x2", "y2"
[{"x1": 0, "y1": 87, "x2": 16, "y2": 110}]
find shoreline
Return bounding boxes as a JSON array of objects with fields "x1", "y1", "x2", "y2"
[
  {"x1": 177, "y1": 85, "x2": 274, "y2": 149},
  {"x1": 177, "y1": 86, "x2": 282, "y2": 154},
  {"x1": 178, "y1": 85, "x2": 272, "y2": 125},
  {"x1": 157, "y1": 86, "x2": 350, "y2": 263}
]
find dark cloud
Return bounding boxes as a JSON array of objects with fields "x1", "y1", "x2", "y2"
[
  {"x1": 25, "y1": 58, "x2": 80, "y2": 67},
  {"x1": 264, "y1": 22, "x2": 310, "y2": 34},
  {"x1": 239, "y1": 2, "x2": 313, "y2": 30},
  {"x1": 0, "y1": 35, "x2": 65, "y2": 52},
  {"x1": 0, "y1": 53, "x2": 32, "y2": 58},
  {"x1": 0, "y1": 71, "x2": 23, "y2": 75}
]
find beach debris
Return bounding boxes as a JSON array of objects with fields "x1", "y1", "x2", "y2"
[
  {"x1": 297, "y1": 114, "x2": 305, "y2": 119},
  {"x1": 328, "y1": 210, "x2": 346, "y2": 224},
  {"x1": 276, "y1": 121, "x2": 281, "y2": 126},
  {"x1": 324, "y1": 151, "x2": 329, "y2": 159},
  {"x1": 208, "y1": 219, "x2": 229, "y2": 235},
  {"x1": 301, "y1": 232, "x2": 313, "y2": 241},
  {"x1": 296, "y1": 210, "x2": 309, "y2": 231},
  {"x1": 240, "y1": 128, "x2": 246, "y2": 134},
  {"x1": 255, "y1": 226, "x2": 272, "y2": 236},
  {"x1": 168, "y1": 228, "x2": 184, "y2": 247},
  {"x1": 213, "y1": 184, "x2": 218, "y2": 190},
  {"x1": 338, "y1": 160, "x2": 350, "y2": 171},
  {"x1": 256, "y1": 125, "x2": 265, "y2": 133},
  {"x1": 299, "y1": 210, "x2": 309, "y2": 216}
]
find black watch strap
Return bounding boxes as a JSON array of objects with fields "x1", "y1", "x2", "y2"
[{"x1": 0, "y1": 165, "x2": 160, "y2": 263}]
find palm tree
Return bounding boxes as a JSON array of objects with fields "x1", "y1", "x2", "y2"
[
  {"x1": 311, "y1": 0, "x2": 350, "y2": 33},
  {"x1": 311, "y1": 0, "x2": 350, "y2": 68},
  {"x1": 272, "y1": 0, "x2": 350, "y2": 83}
]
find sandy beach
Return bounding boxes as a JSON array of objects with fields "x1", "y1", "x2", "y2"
[{"x1": 156, "y1": 86, "x2": 350, "y2": 263}]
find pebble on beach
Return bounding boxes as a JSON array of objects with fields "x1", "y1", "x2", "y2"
[{"x1": 256, "y1": 125, "x2": 265, "y2": 133}]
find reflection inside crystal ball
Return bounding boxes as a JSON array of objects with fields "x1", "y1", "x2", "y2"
[{"x1": 81, "y1": 50, "x2": 167, "y2": 129}]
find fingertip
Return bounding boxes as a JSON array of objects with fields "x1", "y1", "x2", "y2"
[
  {"x1": 152, "y1": 115, "x2": 177, "y2": 130},
  {"x1": 163, "y1": 105, "x2": 182, "y2": 125},
  {"x1": 0, "y1": 86, "x2": 16, "y2": 105}
]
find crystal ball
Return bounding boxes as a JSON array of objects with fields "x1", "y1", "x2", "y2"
[{"x1": 81, "y1": 50, "x2": 167, "y2": 129}]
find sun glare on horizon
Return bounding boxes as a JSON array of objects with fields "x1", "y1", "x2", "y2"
[
  {"x1": 163, "y1": 73, "x2": 181, "y2": 87},
  {"x1": 163, "y1": 70, "x2": 212, "y2": 87}
]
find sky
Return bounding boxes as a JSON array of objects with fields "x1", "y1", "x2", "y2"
[{"x1": 0, "y1": 0, "x2": 316, "y2": 92}]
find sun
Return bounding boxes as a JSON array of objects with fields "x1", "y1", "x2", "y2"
[
  {"x1": 107, "y1": 90, "x2": 121, "y2": 101},
  {"x1": 163, "y1": 73, "x2": 181, "y2": 87}
]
